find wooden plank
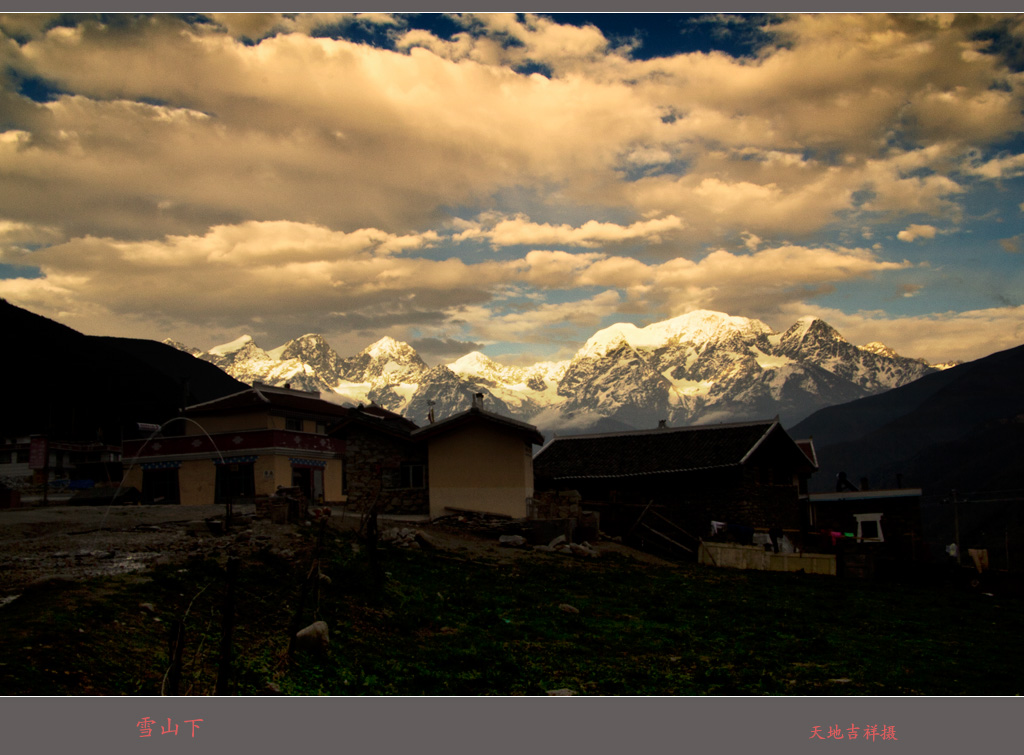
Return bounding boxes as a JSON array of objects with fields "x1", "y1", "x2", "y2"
[
  {"x1": 639, "y1": 522, "x2": 694, "y2": 554},
  {"x1": 647, "y1": 509, "x2": 698, "y2": 544}
]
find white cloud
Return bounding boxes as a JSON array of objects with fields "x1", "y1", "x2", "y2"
[
  {"x1": 454, "y1": 214, "x2": 685, "y2": 248},
  {"x1": 897, "y1": 224, "x2": 938, "y2": 242}
]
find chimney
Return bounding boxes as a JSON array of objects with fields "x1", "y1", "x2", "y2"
[{"x1": 472, "y1": 392, "x2": 484, "y2": 410}]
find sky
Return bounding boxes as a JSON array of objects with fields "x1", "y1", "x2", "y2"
[{"x1": 0, "y1": 12, "x2": 1023, "y2": 366}]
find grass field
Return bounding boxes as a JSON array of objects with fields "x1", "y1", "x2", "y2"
[{"x1": 1, "y1": 524, "x2": 1020, "y2": 696}]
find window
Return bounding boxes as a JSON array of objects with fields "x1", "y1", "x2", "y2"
[
  {"x1": 285, "y1": 417, "x2": 304, "y2": 431},
  {"x1": 854, "y1": 513, "x2": 884, "y2": 542},
  {"x1": 383, "y1": 463, "x2": 425, "y2": 490}
]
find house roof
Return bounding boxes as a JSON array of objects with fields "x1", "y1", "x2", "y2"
[
  {"x1": 184, "y1": 385, "x2": 350, "y2": 421},
  {"x1": 808, "y1": 488, "x2": 923, "y2": 503},
  {"x1": 795, "y1": 438, "x2": 818, "y2": 468},
  {"x1": 412, "y1": 406, "x2": 545, "y2": 446},
  {"x1": 533, "y1": 419, "x2": 812, "y2": 481},
  {"x1": 328, "y1": 404, "x2": 419, "y2": 440}
]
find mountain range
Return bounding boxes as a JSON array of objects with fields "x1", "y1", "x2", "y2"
[{"x1": 167, "y1": 309, "x2": 953, "y2": 433}]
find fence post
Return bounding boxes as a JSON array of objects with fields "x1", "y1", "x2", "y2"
[{"x1": 215, "y1": 557, "x2": 239, "y2": 695}]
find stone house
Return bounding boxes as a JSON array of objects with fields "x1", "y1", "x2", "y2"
[{"x1": 532, "y1": 419, "x2": 818, "y2": 538}]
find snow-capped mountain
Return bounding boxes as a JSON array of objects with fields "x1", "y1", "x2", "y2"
[
  {"x1": 198, "y1": 334, "x2": 340, "y2": 393},
  {"x1": 339, "y1": 336, "x2": 430, "y2": 386},
  {"x1": 448, "y1": 351, "x2": 567, "y2": 416},
  {"x1": 166, "y1": 309, "x2": 947, "y2": 433},
  {"x1": 555, "y1": 311, "x2": 936, "y2": 429}
]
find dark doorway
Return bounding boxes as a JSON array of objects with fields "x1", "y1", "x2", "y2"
[{"x1": 216, "y1": 462, "x2": 255, "y2": 503}]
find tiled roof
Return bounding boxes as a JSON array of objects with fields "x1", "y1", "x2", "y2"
[
  {"x1": 412, "y1": 406, "x2": 545, "y2": 445},
  {"x1": 533, "y1": 420, "x2": 783, "y2": 480},
  {"x1": 329, "y1": 405, "x2": 419, "y2": 439}
]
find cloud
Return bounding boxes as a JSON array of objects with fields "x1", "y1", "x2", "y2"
[
  {"x1": 451, "y1": 290, "x2": 624, "y2": 345},
  {"x1": 897, "y1": 224, "x2": 938, "y2": 242},
  {"x1": 0, "y1": 14, "x2": 1021, "y2": 365},
  {"x1": 1000, "y1": 235, "x2": 1023, "y2": 254},
  {"x1": 0, "y1": 13, "x2": 1017, "y2": 250},
  {"x1": 454, "y1": 214, "x2": 686, "y2": 248},
  {"x1": 409, "y1": 336, "x2": 485, "y2": 362}
]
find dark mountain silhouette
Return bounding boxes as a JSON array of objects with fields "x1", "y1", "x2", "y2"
[
  {"x1": 788, "y1": 342, "x2": 1024, "y2": 495},
  {"x1": 1, "y1": 299, "x2": 247, "y2": 443}
]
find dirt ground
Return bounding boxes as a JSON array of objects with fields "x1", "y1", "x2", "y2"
[{"x1": 0, "y1": 503, "x2": 673, "y2": 602}]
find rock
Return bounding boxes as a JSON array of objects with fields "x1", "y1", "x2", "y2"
[
  {"x1": 294, "y1": 621, "x2": 330, "y2": 652},
  {"x1": 139, "y1": 602, "x2": 156, "y2": 614},
  {"x1": 499, "y1": 535, "x2": 527, "y2": 547},
  {"x1": 558, "y1": 603, "x2": 579, "y2": 614},
  {"x1": 533, "y1": 545, "x2": 556, "y2": 553},
  {"x1": 546, "y1": 688, "x2": 575, "y2": 696},
  {"x1": 548, "y1": 534, "x2": 567, "y2": 548},
  {"x1": 414, "y1": 531, "x2": 436, "y2": 550}
]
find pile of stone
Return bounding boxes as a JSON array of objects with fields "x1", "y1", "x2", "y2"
[
  {"x1": 381, "y1": 527, "x2": 434, "y2": 550},
  {"x1": 532, "y1": 534, "x2": 600, "y2": 558}
]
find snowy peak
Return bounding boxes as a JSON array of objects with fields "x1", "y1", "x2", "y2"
[
  {"x1": 162, "y1": 338, "x2": 201, "y2": 357},
  {"x1": 270, "y1": 333, "x2": 344, "y2": 379},
  {"x1": 860, "y1": 341, "x2": 898, "y2": 359},
  {"x1": 208, "y1": 334, "x2": 257, "y2": 357},
  {"x1": 577, "y1": 309, "x2": 772, "y2": 360},
  {"x1": 340, "y1": 337, "x2": 429, "y2": 385},
  {"x1": 449, "y1": 351, "x2": 526, "y2": 385}
]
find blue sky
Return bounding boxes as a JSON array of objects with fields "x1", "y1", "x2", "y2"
[{"x1": 0, "y1": 13, "x2": 1022, "y2": 365}]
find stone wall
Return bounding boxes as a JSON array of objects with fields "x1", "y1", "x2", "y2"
[{"x1": 343, "y1": 427, "x2": 428, "y2": 515}]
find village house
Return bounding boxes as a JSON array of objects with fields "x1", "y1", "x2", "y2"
[
  {"x1": 532, "y1": 419, "x2": 818, "y2": 544},
  {"x1": 122, "y1": 383, "x2": 349, "y2": 506},
  {"x1": 412, "y1": 398, "x2": 545, "y2": 520},
  {"x1": 805, "y1": 486, "x2": 925, "y2": 559},
  {"x1": 121, "y1": 385, "x2": 545, "y2": 520},
  {"x1": 0, "y1": 436, "x2": 122, "y2": 490}
]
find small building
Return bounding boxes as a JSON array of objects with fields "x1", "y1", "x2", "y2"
[
  {"x1": 0, "y1": 437, "x2": 122, "y2": 488},
  {"x1": 533, "y1": 419, "x2": 817, "y2": 540},
  {"x1": 122, "y1": 383, "x2": 349, "y2": 506},
  {"x1": 413, "y1": 402, "x2": 544, "y2": 520},
  {"x1": 806, "y1": 487, "x2": 924, "y2": 559}
]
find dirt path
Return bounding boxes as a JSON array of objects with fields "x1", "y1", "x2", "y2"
[{"x1": 0, "y1": 503, "x2": 676, "y2": 600}]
